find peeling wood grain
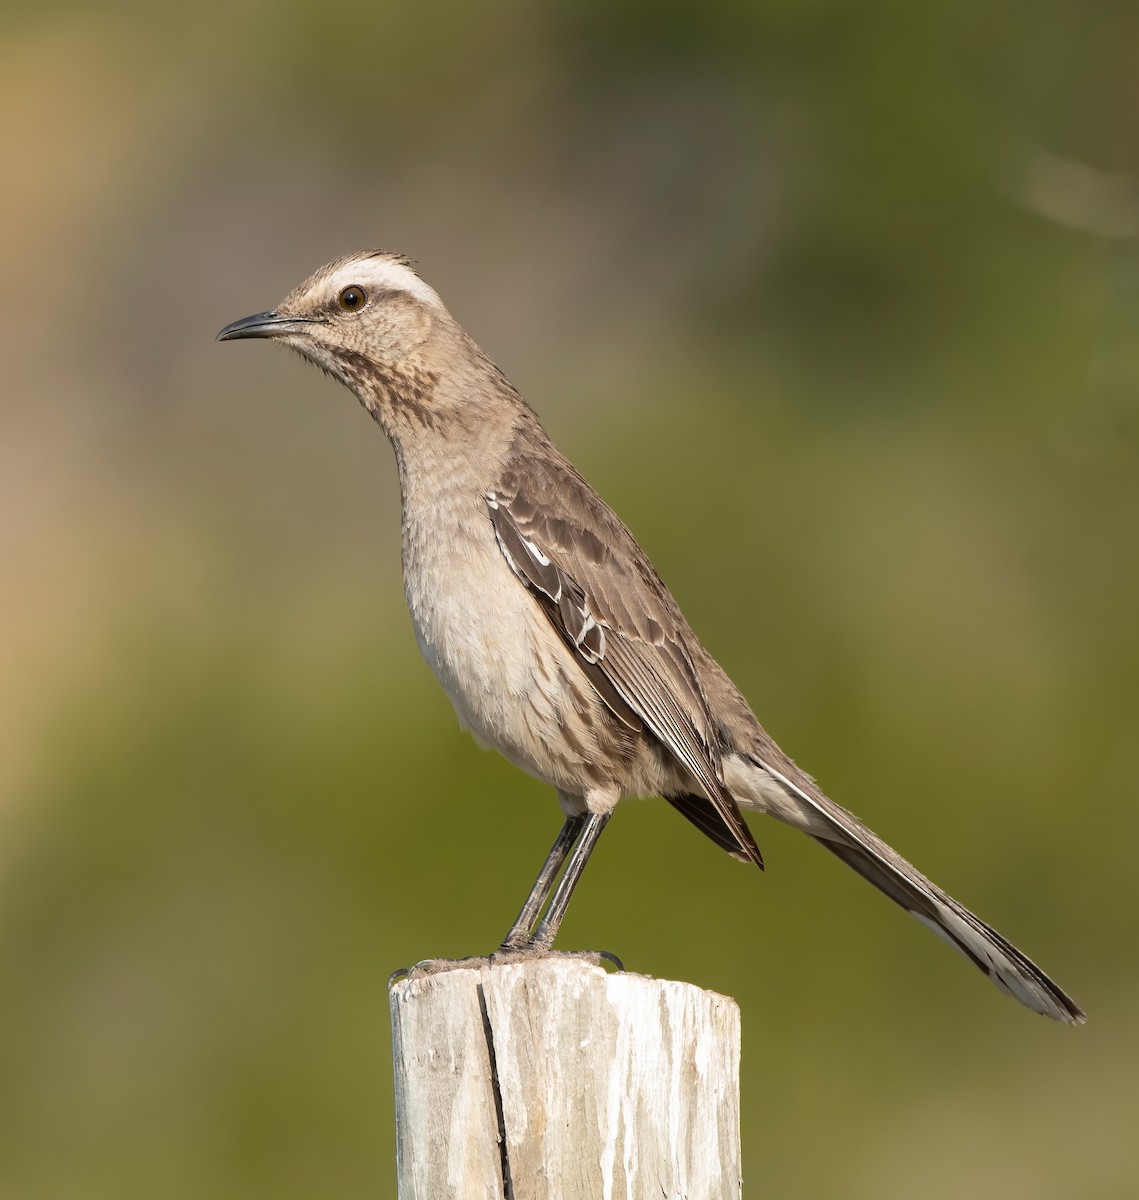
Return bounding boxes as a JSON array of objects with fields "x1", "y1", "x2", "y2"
[{"x1": 390, "y1": 958, "x2": 742, "y2": 1199}]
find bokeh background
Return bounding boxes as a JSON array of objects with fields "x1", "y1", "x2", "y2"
[{"x1": 3, "y1": 3, "x2": 1138, "y2": 1196}]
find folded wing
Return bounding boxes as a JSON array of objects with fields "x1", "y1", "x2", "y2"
[{"x1": 487, "y1": 452, "x2": 763, "y2": 867}]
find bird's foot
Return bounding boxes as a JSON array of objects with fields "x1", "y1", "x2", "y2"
[
  {"x1": 490, "y1": 945, "x2": 625, "y2": 972},
  {"x1": 389, "y1": 948, "x2": 625, "y2": 988},
  {"x1": 388, "y1": 955, "x2": 492, "y2": 985}
]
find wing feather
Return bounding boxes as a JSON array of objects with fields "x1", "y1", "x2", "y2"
[{"x1": 487, "y1": 457, "x2": 763, "y2": 867}]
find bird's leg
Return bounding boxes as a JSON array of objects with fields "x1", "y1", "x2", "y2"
[
  {"x1": 499, "y1": 815, "x2": 585, "y2": 950},
  {"x1": 527, "y1": 812, "x2": 611, "y2": 951}
]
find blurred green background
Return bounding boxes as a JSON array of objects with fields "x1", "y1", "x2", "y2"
[{"x1": 2, "y1": 2, "x2": 1137, "y2": 1196}]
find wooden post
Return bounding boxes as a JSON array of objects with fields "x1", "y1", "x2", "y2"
[{"x1": 389, "y1": 956, "x2": 742, "y2": 1199}]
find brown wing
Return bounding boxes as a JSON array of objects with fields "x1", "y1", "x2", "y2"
[{"x1": 486, "y1": 448, "x2": 763, "y2": 868}]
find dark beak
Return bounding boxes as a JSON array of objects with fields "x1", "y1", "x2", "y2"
[{"x1": 216, "y1": 311, "x2": 317, "y2": 342}]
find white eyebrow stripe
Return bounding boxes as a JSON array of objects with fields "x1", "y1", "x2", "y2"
[{"x1": 329, "y1": 256, "x2": 446, "y2": 310}]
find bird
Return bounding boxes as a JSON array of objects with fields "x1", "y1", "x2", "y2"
[{"x1": 218, "y1": 250, "x2": 1084, "y2": 1024}]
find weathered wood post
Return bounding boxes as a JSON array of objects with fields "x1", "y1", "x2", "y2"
[{"x1": 390, "y1": 956, "x2": 742, "y2": 1199}]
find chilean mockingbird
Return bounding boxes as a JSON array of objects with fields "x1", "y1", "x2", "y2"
[{"x1": 218, "y1": 250, "x2": 1083, "y2": 1023}]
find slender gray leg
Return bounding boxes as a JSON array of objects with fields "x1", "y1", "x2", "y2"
[
  {"x1": 499, "y1": 815, "x2": 585, "y2": 950},
  {"x1": 528, "y1": 812, "x2": 611, "y2": 951}
]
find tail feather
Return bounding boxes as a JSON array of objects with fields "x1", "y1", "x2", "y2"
[
  {"x1": 738, "y1": 753, "x2": 1085, "y2": 1024},
  {"x1": 814, "y1": 836, "x2": 1084, "y2": 1023}
]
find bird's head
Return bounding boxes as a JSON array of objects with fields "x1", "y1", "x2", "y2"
[
  {"x1": 218, "y1": 249, "x2": 533, "y2": 451},
  {"x1": 217, "y1": 250, "x2": 449, "y2": 401}
]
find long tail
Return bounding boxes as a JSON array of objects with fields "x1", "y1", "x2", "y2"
[{"x1": 725, "y1": 752, "x2": 1085, "y2": 1024}]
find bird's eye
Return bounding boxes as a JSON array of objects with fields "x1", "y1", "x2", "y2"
[{"x1": 338, "y1": 286, "x2": 367, "y2": 311}]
